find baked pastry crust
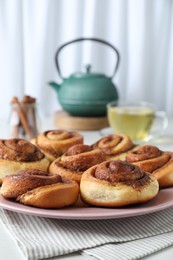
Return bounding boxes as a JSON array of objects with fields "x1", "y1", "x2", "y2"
[
  {"x1": 0, "y1": 139, "x2": 50, "y2": 184},
  {"x1": 1, "y1": 170, "x2": 79, "y2": 208},
  {"x1": 80, "y1": 160, "x2": 159, "y2": 207},
  {"x1": 126, "y1": 145, "x2": 173, "y2": 188},
  {"x1": 31, "y1": 129, "x2": 83, "y2": 162},
  {"x1": 92, "y1": 134, "x2": 135, "y2": 160},
  {"x1": 49, "y1": 144, "x2": 106, "y2": 184}
]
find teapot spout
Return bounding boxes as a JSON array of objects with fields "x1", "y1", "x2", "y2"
[{"x1": 48, "y1": 81, "x2": 60, "y2": 92}]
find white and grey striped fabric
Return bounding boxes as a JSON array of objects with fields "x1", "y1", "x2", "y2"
[
  {"x1": 84, "y1": 232, "x2": 173, "y2": 260},
  {"x1": 1, "y1": 207, "x2": 173, "y2": 260}
]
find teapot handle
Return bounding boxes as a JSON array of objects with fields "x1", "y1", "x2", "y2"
[{"x1": 55, "y1": 37, "x2": 120, "y2": 80}]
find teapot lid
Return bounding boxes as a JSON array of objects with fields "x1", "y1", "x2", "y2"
[{"x1": 69, "y1": 64, "x2": 105, "y2": 79}]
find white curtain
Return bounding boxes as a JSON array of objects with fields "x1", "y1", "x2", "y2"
[{"x1": 0, "y1": 0, "x2": 173, "y2": 119}]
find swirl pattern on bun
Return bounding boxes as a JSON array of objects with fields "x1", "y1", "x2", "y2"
[
  {"x1": 92, "y1": 134, "x2": 135, "y2": 160},
  {"x1": 126, "y1": 145, "x2": 173, "y2": 188},
  {"x1": 49, "y1": 144, "x2": 106, "y2": 184},
  {"x1": 0, "y1": 138, "x2": 50, "y2": 183},
  {"x1": 80, "y1": 160, "x2": 159, "y2": 207},
  {"x1": 1, "y1": 170, "x2": 79, "y2": 208},
  {"x1": 31, "y1": 129, "x2": 84, "y2": 161}
]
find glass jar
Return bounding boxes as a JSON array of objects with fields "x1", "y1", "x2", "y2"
[{"x1": 9, "y1": 96, "x2": 39, "y2": 140}]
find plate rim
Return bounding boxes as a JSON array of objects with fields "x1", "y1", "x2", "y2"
[{"x1": 0, "y1": 188, "x2": 173, "y2": 220}]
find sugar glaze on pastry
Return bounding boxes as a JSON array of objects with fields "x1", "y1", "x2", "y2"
[
  {"x1": 49, "y1": 144, "x2": 106, "y2": 184},
  {"x1": 80, "y1": 160, "x2": 159, "y2": 207},
  {"x1": 31, "y1": 129, "x2": 83, "y2": 161},
  {"x1": 92, "y1": 134, "x2": 135, "y2": 160},
  {"x1": 126, "y1": 145, "x2": 173, "y2": 188},
  {"x1": 1, "y1": 170, "x2": 79, "y2": 208},
  {"x1": 0, "y1": 138, "x2": 50, "y2": 183}
]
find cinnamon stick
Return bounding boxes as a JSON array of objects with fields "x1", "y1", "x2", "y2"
[
  {"x1": 21, "y1": 95, "x2": 38, "y2": 137},
  {"x1": 11, "y1": 97, "x2": 33, "y2": 139}
]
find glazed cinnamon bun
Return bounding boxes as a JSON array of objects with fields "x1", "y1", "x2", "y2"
[
  {"x1": 92, "y1": 134, "x2": 135, "y2": 160},
  {"x1": 1, "y1": 170, "x2": 79, "y2": 208},
  {"x1": 80, "y1": 160, "x2": 159, "y2": 207},
  {"x1": 31, "y1": 129, "x2": 84, "y2": 162},
  {"x1": 0, "y1": 139, "x2": 50, "y2": 184},
  {"x1": 126, "y1": 145, "x2": 173, "y2": 188},
  {"x1": 49, "y1": 144, "x2": 106, "y2": 184}
]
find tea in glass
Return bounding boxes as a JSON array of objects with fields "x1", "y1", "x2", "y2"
[{"x1": 107, "y1": 101, "x2": 168, "y2": 141}]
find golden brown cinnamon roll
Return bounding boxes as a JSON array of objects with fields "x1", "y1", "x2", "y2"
[
  {"x1": 125, "y1": 145, "x2": 173, "y2": 188},
  {"x1": 0, "y1": 139, "x2": 50, "y2": 184},
  {"x1": 80, "y1": 160, "x2": 159, "y2": 207},
  {"x1": 49, "y1": 144, "x2": 106, "y2": 184},
  {"x1": 31, "y1": 129, "x2": 84, "y2": 162},
  {"x1": 92, "y1": 134, "x2": 135, "y2": 160},
  {"x1": 1, "y1": 170, "x2": 79, "y2": 208}
]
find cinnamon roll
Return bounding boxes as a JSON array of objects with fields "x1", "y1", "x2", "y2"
[
  {"x1": 1, "y1": 170, "x2": 79, "y2": 208},
  {"x1": 31, "y1": 129, "x2": 84, "y2": 162},
  {"x1": 92, "y1": 134, "x2": 135, "y2": 160},
  {"x1": 126, "y1": 145, "x2": 173, "y2": 188},
  {"x1": 49, "y1": 144, "x2": 106, "y2": 184},
  {"x1": 0, "y1": 138, "x2": 50, "y2": 184},
  {"x1": 80, "y1": 160, "x2": 159, "y2": 207}
]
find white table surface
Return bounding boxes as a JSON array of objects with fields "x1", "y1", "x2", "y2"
[{"x1": 1, "y1": 117, "x2": 173, "y2": 260}]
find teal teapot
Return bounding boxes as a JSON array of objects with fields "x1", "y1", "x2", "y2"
[{"x1": 49, "y1": 38, "x2": 120, "y2": 117}]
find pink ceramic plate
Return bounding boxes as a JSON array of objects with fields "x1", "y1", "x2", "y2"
[{"x1": 0, "y1": 188, "x2": 173, "y2": 220}]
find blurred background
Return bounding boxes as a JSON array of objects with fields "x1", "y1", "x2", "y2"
[{"x1": 0, "y1": 0, "x2": 173, "y2": 119}]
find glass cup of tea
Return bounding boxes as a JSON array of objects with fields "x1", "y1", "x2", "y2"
[{"x1": 107, "y1": 101, "x2": 168, "y2": 141}]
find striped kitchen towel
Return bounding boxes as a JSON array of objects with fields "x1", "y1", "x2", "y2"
[{"x1": 1, "y1": 207, "x2": 173, "y2": 260}]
